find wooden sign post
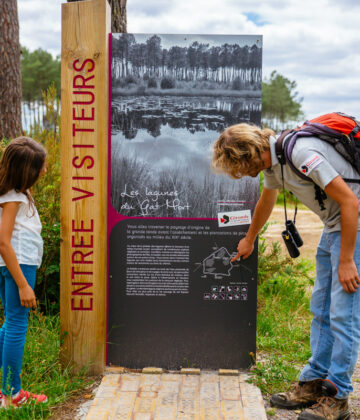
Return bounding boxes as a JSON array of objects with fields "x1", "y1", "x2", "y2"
[{"x1": 60, "y1": 0, "x2": 110, "y2": 374}]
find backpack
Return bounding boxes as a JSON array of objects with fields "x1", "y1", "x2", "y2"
[
  {"x1": 273, "y1": 113, "x2": 360, "y2": 257},
  {"x1": 275, "y1": 112, "x2": 360, "y2": 181},
  {"x1": 275, "y1": 112, "x2": 360, "y2": 210}
]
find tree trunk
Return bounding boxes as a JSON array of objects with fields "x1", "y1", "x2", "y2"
[
  {"x1": 110, "y1": 0, "x2": 127, "y2": 33},
  {"x1": 0, "y1": 0, "x2": 22, "y2": 139},
  {"x1": 67, "y1": 0, "x2": 127, "y2": 33}
]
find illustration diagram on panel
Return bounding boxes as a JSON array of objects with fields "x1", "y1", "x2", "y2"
[
  {"x1": 203, "y1": 247, "x2": 233, "y2": 277},
  {"x1": 194, "y1": 244, "x2": 255, "y2": 280}
]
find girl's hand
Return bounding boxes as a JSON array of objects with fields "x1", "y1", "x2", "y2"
[{"x1": 18, "y1": 284, "x2": 36, "y2": 308}]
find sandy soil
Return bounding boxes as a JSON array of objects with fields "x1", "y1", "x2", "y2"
[{"x1": 262, "y1": 207, "x2": 323, "y2": 263}]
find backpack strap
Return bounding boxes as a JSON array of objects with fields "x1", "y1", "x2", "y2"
[
  {"x1": 275, "y1": 128, "x2": 328, "y2": 211},
  {"x1": 275, "y1": 129, "x2": 292, "y2": 165},
  {"x1": 275, "y1": 129, "x2": 310, "y2": 181},
  {"x1": 350, "y1": 125, "x2": 360, "y2": 137}
]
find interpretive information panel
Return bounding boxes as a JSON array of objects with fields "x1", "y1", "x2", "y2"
[{"x1": 108, "y1": 33, "x2": 262, "y2": 369}]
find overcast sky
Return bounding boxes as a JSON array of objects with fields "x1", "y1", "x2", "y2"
[{"x1": 17, "y1": 0, "x2": 360, "y2": 119}]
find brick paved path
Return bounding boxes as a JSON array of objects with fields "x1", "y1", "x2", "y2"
[{"x1": 83, "y1": 369, "x2": 267, "y2": 420}]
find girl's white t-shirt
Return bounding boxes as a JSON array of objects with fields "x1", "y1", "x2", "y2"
[{"x1": 0, "y1": 190, "x2": 43, "y2": 268}]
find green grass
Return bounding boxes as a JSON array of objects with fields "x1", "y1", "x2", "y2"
[
  {"x1": 249, "y1": 225, "x2": 315, "y2": 395},
  {"x1": 0, "y1": 310, "x2": 93, "y2": 419}
]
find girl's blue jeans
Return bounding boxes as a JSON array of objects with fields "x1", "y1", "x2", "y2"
[
  {"x1": 299, "y1": 230, "x2": 360, "y2": 399},
  {"x1": 0, "y1": 265, "x2": 36, "y2": 396}
]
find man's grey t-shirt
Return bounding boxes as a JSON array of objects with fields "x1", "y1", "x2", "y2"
[{"x1": 263, "y1": 135, "x2": 360, "y2": 232}]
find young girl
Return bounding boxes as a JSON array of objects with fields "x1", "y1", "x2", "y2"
[{"x1": 0, "y1": 137, "x2": 48, "y2": 407}]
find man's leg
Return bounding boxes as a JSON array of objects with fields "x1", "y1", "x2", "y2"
[
  {"x1": 271, "y1": 232, "x2": 331, "y2": 409},
  {"x1": 326, "y1": 231, "x2": 360, "y2": 398},
  {"x1": 299, "y1": 231, "x2": 334, "y2": 382},
  {"x1": 298, "y1": 231, "x2": 358, "y2": 420}
]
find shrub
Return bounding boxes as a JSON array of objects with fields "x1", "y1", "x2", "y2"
[
  {"x1": 231, "y1": 77, "x2": 243, "y2": 90},
  {"x1": 30, "y1": 86, "x2": 61, "y2": 312},
  {"x1": 147, "y1": 77, "x2": 157, "y2": 88},
  {"x1": 249, "y1": 223, "x2": 314, "y2": 395},
  {"x1": 136, "y1": 85, "x2": 146, "y2": 95},
  {"x1": 0, "y1": 85, "x2": 60, "y2": 313},
  {"x1": 19, "y1": 84, "x2": 61, "y2": 313},
  {"x1": 160, "y1": 77, "x2": 175, "y2": 89},
  {"x1": 124, "y1": 75, "x2": 137, "y2": 85},
  {"x1": 113, "y1": 78, "x2": 126, "y2": 88}
]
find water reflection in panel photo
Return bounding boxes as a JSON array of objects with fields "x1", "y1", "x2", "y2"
[{"x1": 111, "y1": 34, "x2": 262, "y2": 218}]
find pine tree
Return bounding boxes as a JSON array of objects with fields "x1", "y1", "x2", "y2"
[
  {"x1": 0, "y1": 0, "x2": 22, "y2": 139},
  {"x1": 262, "y1": 71, "x2": 304, "y2": 129}
]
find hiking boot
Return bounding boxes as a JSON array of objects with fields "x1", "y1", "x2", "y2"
[
  {"x1": 270, "y1": 379, "x2": 324, "y2": 409},
  {"x1": 298, "y1": 396, "x2": 350, "y2": 420},
  {"x1": 322, "y1": 380, "x2": 338, "y2": 398}
]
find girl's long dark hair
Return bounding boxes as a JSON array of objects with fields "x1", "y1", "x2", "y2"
[{"x1": 0, "y1": 137, "x2": 46, "y2": 207}]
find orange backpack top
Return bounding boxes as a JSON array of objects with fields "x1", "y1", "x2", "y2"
[{"x1": 297, "y1": 112, "x2": 360, "y2": 139}]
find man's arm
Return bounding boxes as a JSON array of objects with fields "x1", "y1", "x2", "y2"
[
  {"x1": 232, "y1": 187, "x2": 278, "y2": 261},
  {"x1": 324, "y1": 175, "x2": 360, "y2": 293}
]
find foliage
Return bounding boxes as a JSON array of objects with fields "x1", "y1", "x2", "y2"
[
  {"x1": 0, "y1": 84, "x2": 61, "y2": 312},
  {"x1": 112, "y1": 34, "x2": 262, "y2": 90},
  {"x1": 28, "y1": 85, "x2": 61, "y2": 312},
  {"x1": 124, "y1": 75, "x2": 136, "y2": 85},
  {"x1": 0, "y1": 309, "x2": 93, "y2": 419},
  {"x1": 249, "y1": 224, "x2": 314, "y2": 395},
  {"x1": 147, "y1": 77, "x2": 157, "y2": 88},
  {"x1": 0, "y1": 85, "x2": 60, "y2": 312},
  {"x1": 21, "y1": 47, "x2": 61, "y2": 103},
  {"x1": 259, "y1": 171, "x2": 305, "y2": 207},
  {"x1": 231, "y1": 77, "x2": 243, "y2": 90},
  {"x1": 257, "y1": 224, "x2": 314, "y2": 287},
  {"x1": 160, "y1": 77, "x2": 175, "y2": 89},
  {"x1": 262, "y1": 70, "x2": 304, "y2": 130}
]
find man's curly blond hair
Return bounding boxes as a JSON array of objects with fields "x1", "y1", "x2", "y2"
[{"x1": 212, "y1": 123, "x2": 275, "y2": 179}]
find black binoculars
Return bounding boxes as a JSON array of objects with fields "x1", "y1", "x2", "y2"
[{"x1": 281, "y1": 220, "x2": 303, "y2": 258}]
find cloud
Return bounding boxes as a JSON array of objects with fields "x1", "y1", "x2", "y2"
[
  {"x1": 18, "y1": 0, "x2": 62, "y2": 56},
  {"x1": 127, "y1": 0, "x2": 173, "y2": 17},
  {"x1": 18, "y1": 0, "x2": 360, "y2": 119},
  {"x1": 328, "y1": 0, "x2": 360, "y2": 6}
]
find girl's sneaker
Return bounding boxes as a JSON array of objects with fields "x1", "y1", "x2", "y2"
[{"x1": 2, "y1": 389, "x2": 47, "y2": 407}]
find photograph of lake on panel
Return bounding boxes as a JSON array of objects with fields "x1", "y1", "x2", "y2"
[{"x1": 111, "y1": 34, "x2": 262, "y2": 218}]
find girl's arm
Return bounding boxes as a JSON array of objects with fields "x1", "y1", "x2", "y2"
[{"x1": 0, "y1": 202, "x2": 36, "y2": 308}]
